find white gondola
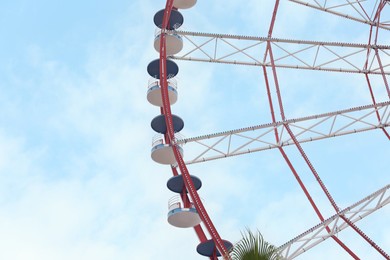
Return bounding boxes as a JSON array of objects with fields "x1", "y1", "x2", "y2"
[
  {"x1": 154, "y1": 30, "x2": 183, "y2": 55},
  {"x1": 151, "y1": 134, "x2": 183, "y2": 165},
  {"x1": 173, "y1": 0, "x2": 197, "y2": 9},
  {"x1": 147, "y1": 78, "x2": 178, "y2": 107},
  {"x1": 167, "y1": 195, "x2": 201, "y2": 228}
]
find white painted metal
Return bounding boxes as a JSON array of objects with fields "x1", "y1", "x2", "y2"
[
  {"x1": 175, "y1": 101, "x2": 390, "y2": 164},
  {"x1": 154, "y1": 31, "x2": 183, "y2": 55},
  {"x1": 288, "y1": 0, "x2": 390, "y2": 31},
  {"x1": 151, "y1": 135, "x2": 184, "y2": 165},
  {"x1": 147, "y1": 78, "x2": 178, "y2": 107},
  {"x1": 167, "y1": 195, "x2": 202, "y2": 228},
  {"x1": 170, "y1": 30, "x2": 390, "y2": 74},
  {"x1": 277, "y1": 184, "x2": 390, "y2": 259},
  {"x1": 173, "y1": 0, "x2": 197, "y2": 9}
]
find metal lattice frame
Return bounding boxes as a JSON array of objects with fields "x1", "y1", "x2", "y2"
[
  {"x1": 288, "y1": 0, "x2": 390, "y2": 30},
  {"x1": 171, "y1": 30, "x2": 390, "y2": 74},
  {"x1": 158, "y1": 1, "x2": 230, "y2": 259},
  {"x1": 278, "y1": 184, "x2": 390, "y2": 259},
  {"x1": 178, "y1": 101, "x2": 390, "y2": 164},
  {"x1": 156, "y1": 1, "x2": 390, "y2": 259}
]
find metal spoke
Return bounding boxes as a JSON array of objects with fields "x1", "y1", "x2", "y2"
[
  {"x1": 277, "y1": 184, "x2": 390, "y2": 259},
  {"x1": 177, "y1": 101, "x2": 390, "y2": 164},
  {"x1": 172, "y1": 30, "x2": 390, "y2": 74}
]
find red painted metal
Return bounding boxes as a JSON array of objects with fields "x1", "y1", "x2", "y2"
[
  {"x1": 264, "y1": 0, "x2": 390, "y2": 257},
  {"x1": 262, "y1": 1, "x2": 360, "y2": 259},
  {"x1": 362, "y1": 1, "x2": 390, "y2": 140},
  {"x1": 263, "y1": 63, "x2": 327, "y2": 225},
  {"x1": 267, "y1": 0, "x2": 280, "y2": 38},
  {"x1": 340, "y1": 215, "x2": 390, "y2": 260},
  {"x1": 263, "y1": 66, "x2": 360, "y2": 259},
  {"x1": 276, "y1": 2, "x2": 390, "y2": 256},
  {"x1": 193, "y1": 224, "x2": 208, "y2": 243},
  {"x1": 170, "y1": 167, "x2": 214, "y2": 260},
  {"x1": 171, "y1": 146, "x2": 230, "y2": 259},
  {"x1": 158, "y1": 1, "x2": 230, "y2": 259},
  {"x1": 155, "y1": 1, "x2": 389, "y2": 259},
  {"x1": 193, "y1": 226, "x2": 217, "y2": 260},
  {"x1": 338, "y1": 4, "x2": 390, "y2": 254},
  {"x1": 374, "y1": 48, "x2": 390, "y2": 99},
  {"x1": 284, "y1": 125, "x2": 340, "y2": 211}
]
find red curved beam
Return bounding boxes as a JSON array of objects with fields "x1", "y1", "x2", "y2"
[
  {"x1": 158, "y1": 1, "x2": 229, "y2": 259},
  {"x1": 171, "y1": 166, "x2": 213, "y2": 260},
  {"x1": 264, "y1": 1, "x2": 390, "y2": 258}
]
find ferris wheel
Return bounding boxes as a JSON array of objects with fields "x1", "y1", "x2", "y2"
[{"x1": 147, "y1": 0, "x2": 390, "y2": 259}]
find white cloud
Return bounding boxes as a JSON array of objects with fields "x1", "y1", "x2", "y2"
[{"x1": 0, "y1": 1, "x2": 388, "y2": 260}]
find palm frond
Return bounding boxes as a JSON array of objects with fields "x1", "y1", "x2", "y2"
[{"x1": 231, "y1": 228, "x2": 282, "y2": 260}]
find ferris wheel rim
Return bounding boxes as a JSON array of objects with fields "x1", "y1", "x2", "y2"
[{"x1": 149, "y1": 1, "x2": 390, "y2": 259}]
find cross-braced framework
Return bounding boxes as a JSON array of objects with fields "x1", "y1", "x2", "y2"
[
  {"x1": 178, "y1": 101, "x2": 390, "y2": 164},
  {"x1": 278, "y1": 184, "x2": 390, "y2": 259},
  {"x1": 157, "y1": 1, "x2": 231, "y2": 259},
  {"x1": 288, "y1": 0, "x2": 390, "y2": 30},
  {"x1": 172, "y1": 30, "x2": 390, "y2": 74},
  {"x1": 163, "y1": 0, "x2": 390, "y2": 259}
]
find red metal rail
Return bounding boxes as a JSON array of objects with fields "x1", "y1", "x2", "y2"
[
  {"x1": 159, "y1": 1, "x2": 229, "y2": 259},
  {"x1": 264, "y1": 1, "x2": 390, "y2": 259},
  {"x1": 263, "y1": 1, "x2": 359, "y2": 259},
  {"x1": 364, "y1": 0, "x2": 390, "y2": 140},
  {"x1": 278, "y1": 184, "x2": 390, "y2": 258}
]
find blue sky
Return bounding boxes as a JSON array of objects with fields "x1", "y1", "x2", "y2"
[{"x1": 0, "y1": 0, "x2": 389, "y2": 259}]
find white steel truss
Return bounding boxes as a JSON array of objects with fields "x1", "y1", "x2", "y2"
[
  {"x1": 277, "y1": 184, "x2": 390, "y2": 259},
  {"x1": 176, "y1": 101, "x2": 390, "y2": 164},
  {"x1": 288, "y1": 0, "x2": 390, "y2": 31},
  {"x1": 171, "y1": 30, "x2": 390, "y2": 75}
]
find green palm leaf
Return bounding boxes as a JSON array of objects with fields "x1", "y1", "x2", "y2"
[{"x1": 231, "y1": 229, "x2": 282, "y2": 260}]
